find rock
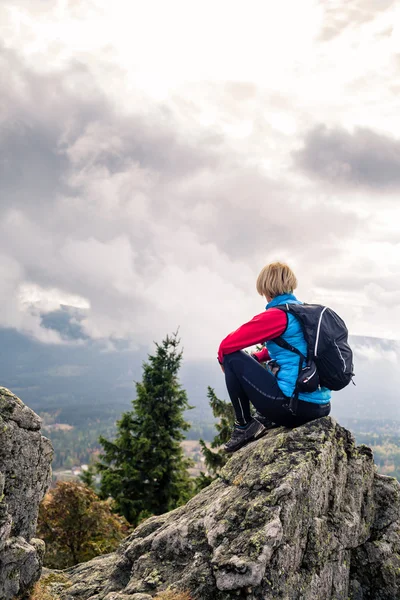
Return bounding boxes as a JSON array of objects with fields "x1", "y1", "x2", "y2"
[
  {"x1": 349, "y1": 472, "x2": 400, "y2": 599},
  {"x1": 0, "y1": 387, "x2": 42, "y2": 432},
  {"x1": 0, "y1": 387, "x2": 53, "y2": 599},
  {"x1": 46, "y1": 416, "x2": 400, "y2": 599},
  {"x1": 34, "y1": 569, "x2": 73, "y2": 600}
]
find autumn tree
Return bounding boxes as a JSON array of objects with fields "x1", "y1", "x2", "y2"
[
  {"x1": 37, "y1": 481, "x2": 130, "y2": 568},
  {"x1": 97, "y1": 332, "x2": 193, "y2": 526}
]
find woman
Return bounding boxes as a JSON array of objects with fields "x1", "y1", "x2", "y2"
[{"x1": 218, "y1": 262, "x2": 331, "y2": 453}]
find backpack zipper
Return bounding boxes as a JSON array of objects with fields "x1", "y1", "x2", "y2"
[
  {"x1": 302, "y1": 367, "x2": 317, "y2": 383},
  {"x1": 334, "y1": 340, "x2": 347, "y2": 372},
  {"x1": 314, "y1": 307, "x2": 328, "y2": 357}
]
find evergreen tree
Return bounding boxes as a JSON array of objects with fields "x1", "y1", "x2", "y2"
[
  {"x1": 79, "y1": 466, "x2": 96, "y2": 489},
  {"x1": 196, "y1": 387, "x2": 236, "y2": 489},
  {"x1": 97, "y1": 332, "x2": 193, "y2": 526}
]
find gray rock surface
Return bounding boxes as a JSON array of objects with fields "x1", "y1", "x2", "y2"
[
  {"x1": 46, "y1": 417, "x2": 400, "y2": 600},
  {"x1": 0, "y1": 387, "x2": 53, "y2": 599}
]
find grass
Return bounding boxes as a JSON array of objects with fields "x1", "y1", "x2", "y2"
[
  {"x1": 29, "y1": 581, "x2": 55, "y2": 600},
  {"x1": 29, "y1": 578, "x2": 191, "y2": 600},
  {"x1": 29, "y1": 571, "x2": 72, "y2": 600},
  {"x1": 154, "y1": 591, "x2": 192, "y2": 600}
]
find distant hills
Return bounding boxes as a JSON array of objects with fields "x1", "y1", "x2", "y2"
[
  {"x1": 0, "y1": 320, "x2": 222, "y2": 426},
  {"x1": 0, "y1": 308, "x2": 399, "y2": 426}
]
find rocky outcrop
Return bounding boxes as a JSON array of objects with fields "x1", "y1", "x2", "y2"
[
  {"x1": 44, "y1": 417, "x2": 400, "y2": 600},
  {"x1": 0, "y1": 387, "x2": 53, "y2": 600}
]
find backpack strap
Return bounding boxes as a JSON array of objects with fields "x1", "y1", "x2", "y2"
[
  {"x1": 289, "y1": 387, "x2": 300, "y2": 416},
  {"x1": 273, "y1": 336, "x2": 306, "y2": 361},
  {"x1": 273, "y1": 336, "x2": 305, "y2": 416}
]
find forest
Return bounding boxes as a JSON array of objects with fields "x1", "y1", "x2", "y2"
[
  {"x1": 341, "y1": 418, "x2": 400, "y2": 481},
  {"x1": 44, "y1": 413, "x2": 400, "y2": 482}
]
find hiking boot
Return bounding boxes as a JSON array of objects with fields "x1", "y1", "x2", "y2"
[
  {"x1": 254, "y1": 412, "x2": 278, "y2": 430},
  {"x1": 224, "y1": 418, "x2": 266, "y2": 453}
]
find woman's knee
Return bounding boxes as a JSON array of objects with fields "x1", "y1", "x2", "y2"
[{"x1": 222, "y1": 351, "x2": 246, "y2": 367}]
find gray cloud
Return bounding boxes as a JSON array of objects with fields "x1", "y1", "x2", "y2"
[
  {"x1": 0, "y1": 46, "x2": 221, "y2": 216},
  {"x1": 40, "y1": 306, "x2": 89, "y2": 342},
  {"x1": 294, "y1": 125, "x2": 400, "y2": 191}
]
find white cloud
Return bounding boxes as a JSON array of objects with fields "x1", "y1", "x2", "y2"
[
  {"x1": 18, "y1": 284, "x2": 90, "y2": 312},
  {"x1": 354, "y1": 343, "x2": 399, "y2": 364}
]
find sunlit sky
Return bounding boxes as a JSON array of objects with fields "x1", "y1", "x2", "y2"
[{"x1": 1, "y1": 0, "x2": 400, "y2": 357}]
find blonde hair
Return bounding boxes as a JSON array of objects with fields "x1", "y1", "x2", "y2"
[{"x1": 256, "y1": 262, "x2": 298, "y2": 299}]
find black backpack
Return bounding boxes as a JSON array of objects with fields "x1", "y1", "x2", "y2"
[{"x1": 273, "y1": 303, "x2": 354, "y2": 412}]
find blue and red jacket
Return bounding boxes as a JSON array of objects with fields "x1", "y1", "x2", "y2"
[{"x1": 218, "y1": 293, "x2": 331, "y2": 404}]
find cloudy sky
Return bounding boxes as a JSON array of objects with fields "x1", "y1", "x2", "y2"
[{"x1": 1, "y1": 0, "x2": 400, "y2": 361}]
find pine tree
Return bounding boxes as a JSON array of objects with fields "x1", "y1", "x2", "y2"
[
  {"x1": 79, "y1": 466, "x2": 96, "y2": 489},
  {"x1": 196, "y1": 387, "x2": 236, "y2": 488},
  {"x1": 97, "y1": 332, "x2": 193, "y2": 526}
]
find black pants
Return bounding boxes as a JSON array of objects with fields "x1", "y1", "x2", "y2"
[{"x1": 223, "y1": 350, "x2": 331, "y2": 427}]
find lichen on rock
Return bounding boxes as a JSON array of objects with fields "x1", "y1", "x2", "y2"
[
  {"x1": 43, "y1": 416, "x2": 399, "y2": 599},
  {"x1": 0, "y1": 387, "x2": 53, "y2": 600}
]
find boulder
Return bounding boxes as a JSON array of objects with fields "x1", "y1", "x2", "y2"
[
  {"x1": 46, "y1": 416, "x2": 400, "y2": 599},
  {"x1": 0, "y1": 387, "x2": 53, "y2": 599}
]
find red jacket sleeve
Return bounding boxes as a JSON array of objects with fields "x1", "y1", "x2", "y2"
[
  {"x1": 252, "y1": 347, "x2": 271, "y2": 363},
  {"x1": 218, "y1": 308, "x2": 287, "y2": 363}
]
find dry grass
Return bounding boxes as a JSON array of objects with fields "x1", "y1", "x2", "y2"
[
  {"x1": 154, "y1": 591, "x2": 192, "y2": 600},
  {"x1": 29, "y1": 581, "x2": 55, "y2": 600},
  {"x1": 30, "y1": 579, "x2": 191, "y2": 600},
  {"x1": 29, "y1": 572, "x2": 72, "y2": 600}
]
